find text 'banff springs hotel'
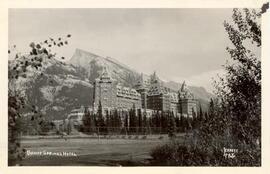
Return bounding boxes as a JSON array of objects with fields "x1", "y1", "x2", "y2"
[{"x1": 92, "y1": 68, "x2": 197, "y2": 117}]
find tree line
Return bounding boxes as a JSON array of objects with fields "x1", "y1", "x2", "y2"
[{"x1": 81, "y1": 100, "x2": 209, "y2": 136}]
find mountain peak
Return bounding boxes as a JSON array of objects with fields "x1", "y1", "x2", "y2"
[
  {"x1": 74, "y1": 48, "x2": 100, "y2": 58},
  {"x1": 69, "y1": 49, "x2": 101, "y2": 69}
]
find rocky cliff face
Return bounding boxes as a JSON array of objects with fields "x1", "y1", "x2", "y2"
[
  {"x1": 69, "y1": 49, "x2": 140, "y2": 87},
  {"x1": 10, "y1": 48, "x2": 213, "y2": 120},
  {"x1": 9, "y1": 57, "x2": 93, "y2": 120}
]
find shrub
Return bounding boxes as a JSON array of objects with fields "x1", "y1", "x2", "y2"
[
  {"x1": 150, "y1": 140, "x2": 261, "y2": 166},
  {"x1": 150, "y1": 142, "x2": 209, "y2": 166}
]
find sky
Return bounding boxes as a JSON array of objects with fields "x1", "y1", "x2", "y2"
[{"x1": 9, "y1": 8, "x2": 235, "y2": 92}]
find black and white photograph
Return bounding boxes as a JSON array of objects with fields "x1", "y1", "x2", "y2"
[{"x1": 6, "y1": 4, "x2": 266, "y2": 168}]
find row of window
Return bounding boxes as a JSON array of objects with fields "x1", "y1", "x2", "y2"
[{"x1": 116, "y1": 94, "x2": 141, "y2": 100}]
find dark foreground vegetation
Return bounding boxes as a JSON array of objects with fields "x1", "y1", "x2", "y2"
[{"x1": 149, "y1": 8, "x2": 261, "y2": 166}]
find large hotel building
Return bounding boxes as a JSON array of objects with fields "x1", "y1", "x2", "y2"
[{"x1": 93, "y1": 68, "x2": 197, "y2": 117}]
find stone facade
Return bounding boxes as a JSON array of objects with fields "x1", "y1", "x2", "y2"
[
  {"x1": 134, "y1": 72, "x2": 197, "y2": 117},
  {"x1": 93, "y1": 69, "x2": 197, "y2": 117},
  {"x1": 116, "y1": 85, "x2": 141, "y2": 109},
  {"x1": 93, "y1": 68, "x2": 141, "y2": 113},
  {"x1": 178, "y1": 81, "x2": 197, "y2": 117},
  {"x1": 93, "y1": 68, "x2": 118, "y2": 111}
]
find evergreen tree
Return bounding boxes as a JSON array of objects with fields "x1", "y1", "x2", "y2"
[
  {"x1": 129, "y1": 104, "x2": 138, "y2": 132},
  {"x1": 90, "y1": 112, "x2": 96, "y2": 133},
  {"x1": 97, "y1": 100, "x2": 105, "y2": 133},
  {"x1": 167, "y1": 112, "x2": 176, "y2": 138},
  {"x1": 116, "y1": 110, "x2": 121, "y2": 128},
  {"x1": 142, "y1": 111, "x2": 147, "y2": 133},
  {"x1": 105, "y1": 110, "x2": 110, "y2": 133},
  {"x1": 112, "y1": 109, "x2": 121, "y2": 133},
  {"x1": 154, "y1": 111, "x2": 159, "y2": 128},
  {"x1": 82, "y1": 107, "x2": 91, "y2": 133},
  {"x1": 160, "y1": 111, "x2": 167, "y2": 133},
  {"x1": 97, "y1": 100, "x2": 102, "y2": 127},
  {"x1": 182, "y1": 116, "x2": 187, "y2": 132},
  {"x1": 124, "y1": 112, "x2": 129, "y2": 129},
  {"x1": 109, "y1": 110, "x2": 114, "y2": 128},
  {"x1": 111, "y1": 110, "x2": 116, "y2": 128},
  {"x1": 138, "y1": 109, "x2": 142, "y2": 132},
  {"x1": 133, "y1": 104, "x2": 138, "y2": 128},
  {"x1": 175, "y1": 115, "x2": 180, "y2": 132},
  {"x1": 179, "y1": 114, "x2": 184, "y2": 132},
  {"x1": 129, "y1": 109, "x2": 133, "y2": 131}
]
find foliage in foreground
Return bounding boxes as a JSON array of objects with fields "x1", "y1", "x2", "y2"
[
  {"x1": 150, "y1": 139, "x2": 261, "y2": 166},
  {"x1": 150, "y1": 8, "x2": 261, "y2": 166},
  {"x1": 8, "y1": 35, "x2": 71, "y2": 166}
]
